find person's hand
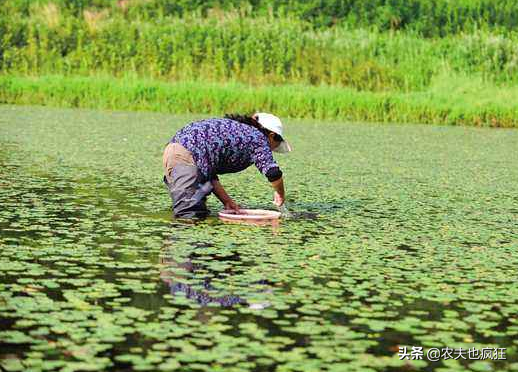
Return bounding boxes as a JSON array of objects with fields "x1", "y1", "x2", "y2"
[
  {"x1": 273, "y1": 191, "x2": 284, "y2": 207},
  {"x1": 224, "y1": 199, "x2": 241, "y2": 213}
]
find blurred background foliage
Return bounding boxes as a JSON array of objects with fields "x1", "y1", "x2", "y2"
[
  {"x1": 1, "y1": 0, "x2": 518, "y2": 125},
  {"x1": 2, "y1": 0, "x2": 518, "y2": 92},
  {"x1": 3, "y1": 0, "x2": 518, "y2": 34}
]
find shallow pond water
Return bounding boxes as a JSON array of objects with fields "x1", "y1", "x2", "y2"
[{"x1": 1, "y1": 105, "x2": 518, "y2": 372}]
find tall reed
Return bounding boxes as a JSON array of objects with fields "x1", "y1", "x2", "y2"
[
  {"x1": 2, "y1": 0, "x2": 518, "y2": 35},
  {"x1": 3, "y1": 11, "x2": 518, "y2": 92}
]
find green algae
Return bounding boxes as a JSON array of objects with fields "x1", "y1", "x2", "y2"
[{"x1": 1, "y1": 105, "x2": 518, "y2": 371}]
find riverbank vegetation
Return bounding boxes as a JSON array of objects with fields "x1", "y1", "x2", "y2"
[
  {"x1": 3, "y1": 74, "x2": 517, "y2": 127},
  {"x1": 1, "y1": 1, "x2": 518, "y2": 126}
]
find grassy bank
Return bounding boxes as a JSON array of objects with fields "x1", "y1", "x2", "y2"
[
  {"x1": 2, "y1": 74, "x2": 517, "y2": 127},
  {"x1": 3, "y1": 1, "x2": 518, "y2": 128}
]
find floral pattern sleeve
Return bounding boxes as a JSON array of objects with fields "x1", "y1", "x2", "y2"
[{"x1": 251, "y1": 137, "x2": 279, "y2": 176}]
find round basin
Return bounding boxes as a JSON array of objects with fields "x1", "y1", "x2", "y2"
[{"x1": 218, "y1": 209, "x2": 281, "y2": 224}]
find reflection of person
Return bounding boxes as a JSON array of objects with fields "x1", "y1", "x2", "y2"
[
  {"x1": 162, "y1": 113, "x2": 292, "y2": 218},
  {"x1": 159, "y1": 254, "x2": 270, "y2": 309}
]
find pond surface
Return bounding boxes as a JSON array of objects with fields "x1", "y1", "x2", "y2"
[{"x1": 1, "y1": 105, "x2": 518, "y2": 372}]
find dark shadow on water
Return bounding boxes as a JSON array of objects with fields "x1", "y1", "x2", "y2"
[
  {"x1": 286, "y1": 211, "x2": 319, "y2": 220},
  {"x1": 396, "y1": 243, "x2": 419, "y2": 253},
  {"x1": 290, "y1": 198, "x2": 377, "y2": 220}
]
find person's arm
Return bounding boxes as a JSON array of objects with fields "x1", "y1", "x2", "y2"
[
  {"x1": 271, "y1": 176, "x2": 285, "y2": 207},
  {"x1": 264, "y1": 166, "x2": 285, "y2": 207},
  {"x1": 252, "y1": 141, "x2": 286, "y2": 207},
  {"x1": 211, "y1": 178, "x2": 240, "y2": 211}
]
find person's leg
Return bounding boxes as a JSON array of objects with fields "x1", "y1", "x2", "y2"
[
  {"x1": 166, "y1": 164, "x2": 211, "y2": 218},
  {"x1": 162, "y1": 143, "x2": 212, "y2": 218}
]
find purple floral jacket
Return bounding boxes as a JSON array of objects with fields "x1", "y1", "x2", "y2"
[{"x1": 171, "y1": 118, "x2": 279, "y2": 182}]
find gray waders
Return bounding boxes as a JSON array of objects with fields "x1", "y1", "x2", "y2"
[{"x1": 163, "y1": 143, "x2": 213, "y2": 218}]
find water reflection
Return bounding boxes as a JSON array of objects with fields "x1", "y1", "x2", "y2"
[
  {"x1": 217, "y1": 217, "x2": 281, "y2": 228},
  {"x1": 171, "y1": 213, "x2": 282, "y2": 231},
  {"x1": 160, "y1": 255, "x2": 247, "y2": 307},
  {"x1": 160, "y1": 234, "x2": 272, "y2": 310}
]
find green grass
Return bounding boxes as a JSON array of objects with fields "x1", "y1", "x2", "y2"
[
  {"x1": 2, "y1": 74, "x2": 518, "y2": 127},
  {"x1": 3, "y1": 0, "x2": 518, "y2": 35},
  {"x1": 3, "y1": 12, "x2": 518, "y2": 90},
  {"x1": 3, "y1": 5, "x2": 518, "y2": 128}
]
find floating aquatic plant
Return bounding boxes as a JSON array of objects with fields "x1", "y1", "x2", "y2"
[{"x1": 0, "y1": 106, "x2": 517, "y2": 371}]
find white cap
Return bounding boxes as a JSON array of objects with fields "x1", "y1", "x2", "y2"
[{"x1": 254, "y1": 112, "x2": 292, "y2": 153}]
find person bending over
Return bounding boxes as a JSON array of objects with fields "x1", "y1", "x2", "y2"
[{"x1": 162, "y1": 113, "x2": 291, "y2": 218}]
